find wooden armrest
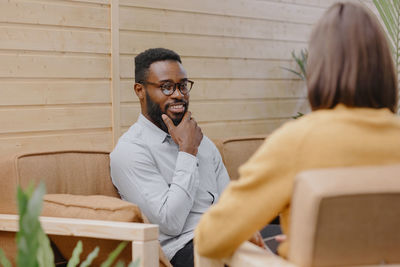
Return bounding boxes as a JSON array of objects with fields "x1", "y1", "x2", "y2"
[
  {"x1": 195, "y1": 241, "x2": 297, "y2": 267},
  {"x1": 0, "y1": 214, "x2": 159, "y2": 267}
]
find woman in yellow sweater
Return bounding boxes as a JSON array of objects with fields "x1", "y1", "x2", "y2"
[{"x1": 195, "y1": 2, "x2": 400, "y2": 259}]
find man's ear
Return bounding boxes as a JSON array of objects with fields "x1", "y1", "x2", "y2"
[{"x1": 134, "y1": 83, "x2": 145, "y2": 100}]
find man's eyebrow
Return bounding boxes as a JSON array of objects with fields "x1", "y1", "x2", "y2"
[
  {"x1": 158, "y1": 79, "x2": 173, "y2": 83},
  {"x1": 158, "y1": 78, "x2": 188, "y2": 83}
]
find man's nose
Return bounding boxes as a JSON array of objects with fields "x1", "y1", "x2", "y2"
[{"x1": 170, "y1": 86, "x2": 184, "y2": 99}]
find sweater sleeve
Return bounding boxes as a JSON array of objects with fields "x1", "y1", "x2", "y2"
[{"x1": 194, "y1": 124, "x2": 300, "y2": 258}]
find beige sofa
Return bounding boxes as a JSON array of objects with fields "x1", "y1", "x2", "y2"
[
  {"x1": 0, "y1": 135, "x2": 268, "y2": 266},
  {"x1": 195, "y1": 164, "x2": 400, "y2": 267},
  {"x1": 0, "y1": 151, "x2": 168, "y2": 267}
]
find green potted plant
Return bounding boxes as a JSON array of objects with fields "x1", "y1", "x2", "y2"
[
  {"x1": 372, "y1": 0, "x2": 400, "y2": 113},
  {"x1": 282, "y1": 49, "x2": 308, "y2": 119}
]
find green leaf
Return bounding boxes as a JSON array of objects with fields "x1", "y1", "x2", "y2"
[
  {"x1": 114, "y1": 261, "x2": 125, "y2": 267},
  {"x1": 372, "y1": 0, "x2": 400, "y2": 113},
  {"x1": 37, "y1": 229, "x2": 55, "y2": 267},
  {"x1": 27, "y1": 182, "x2": 46, "y2": 219},
  {"x1": 67, "y1": 241, "x2": 83, "y2": 267},
  {"x1": 129, "y1": 259, "x2": 140, "y2": 267},
  {"x1": 299, "y1": 49, "x2": 308, "y2": 75},
  {"x1": 17, "y1": 182, "x2": 47, "y2": 267},
  {"x1": 17, "y1": 185, "x2": 29, "y2": 222},
  {"x1": 80, "y1": 247, "x2": 100, "y2": 267},
  {"x1": 292, "y1": 112, "x2": 304, "y2": 119},
  {"x1": 0, "y1": 248, "x2": 12, "y2": 267},
  {"x1": 281, "y1": 49, "x2": 308, "y2": 81},
  {"x1": 100, "y1": 242, "x2": 128, "y2": 267},
  {"x1": 281, "y1": 67, "x2": 304, "y2": 79},
  {"x1": 374, "y1": 0, "x2": 396, "y2": 42}
]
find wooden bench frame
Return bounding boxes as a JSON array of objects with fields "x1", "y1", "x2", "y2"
[{"x1": 0, "y1": 214, "x2": 159, "y2": 267}]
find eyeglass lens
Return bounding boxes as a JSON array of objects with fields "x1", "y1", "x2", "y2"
[{"x1": 161, "y1": 81, "x2": 193, "y2": 96}]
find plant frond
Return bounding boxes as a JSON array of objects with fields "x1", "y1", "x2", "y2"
[
  {"x1": 100, "y1": 242, "x2": 128, "y2": 267},
  {"x1": 0, "y1": 249, "x2": 12, "y2": 267},
  {"x1": 80, "y1": 247, "x2": 99, "y2": 267},
  {"x1": 67, "y1": 241, "x2": 83, "y2": 267}
]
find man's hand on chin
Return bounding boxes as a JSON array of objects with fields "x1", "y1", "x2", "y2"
[{"x1": 162, "y1": 111, "x2": 203, "y2": 156}]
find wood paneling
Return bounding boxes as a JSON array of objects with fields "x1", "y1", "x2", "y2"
[
  {"x1": 0, "y1": 0, "x2": 112, "y2": 156},
  {"x1": 0, "y1": 1, "x2": 109, "y2": 29},
  {"x1": 120, "y1": 79, "x2": 306, "y2": 102},
  {"x1": 198, "y1": 119, "x2": 286, "y2": 139},
  {"x1": 117, "y1": 0, "x2": 375, "y2": 139},
  {"x1": 0, "y1": 53, "x2": 110, "y2": 78},
  {"x1": 119, "y1": 7, "x2": 311, "y2": 42},
  {"x1": 120, "y1": 32, "x2": 306, "y2": 60},
  {"x1": 111, "y1": 0, "x2": 121, "y2": 144},
  {"x1": 0, "y1": 0, "x2": 375, "y2": 156},
  {"x1": 120, "y1": 56, "x2": 297, "y2": 80},
  {"x1": 119, "y1": 0, "x2": 324, "y2": 24},
  {"x1": 0, "y1": 131, "x2": 112, "y2": 155},
  {"x1": 0, "y1": 106, "x2": 111, "y2": 133},
  {"x1": 120, "y1": 99, "x2": 309, "y2": 126},
  {"x1": 1, "y1": 81, "x2": 110, "y2": 105},
  {"x1": 0, "y1": 26, "x2": 110, "y2": 54}
]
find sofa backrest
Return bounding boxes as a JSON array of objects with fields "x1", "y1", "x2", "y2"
[
  {"x1": 15, "y1": 151, "x2": 119, "y2": 197},
  {"x1": 2, "y1": 150, "x2": 171, "y2": 267},
  {"x1": 289, "y1": 165, "x2": 400, "y2": 267},
  {"x1": 213, "y1": 135, "x2": 267, "y2": 180}
]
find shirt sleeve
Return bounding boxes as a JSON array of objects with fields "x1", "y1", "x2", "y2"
[
  {"x1": 212, "y1": 144, "x2": 230, "y2": 195},
  {"x1": 110, "y1": 140, "x2": 200, "y2": 236}
]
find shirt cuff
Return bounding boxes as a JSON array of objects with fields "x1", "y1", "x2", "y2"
[
  {"x1": 176, "y1": 151, "x2": 198, "y2": 168},
  {"x1": 172, "y1": 151, "x2": 200, "y2": 198}
]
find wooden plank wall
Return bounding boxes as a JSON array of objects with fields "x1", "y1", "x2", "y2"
[
  {"x1": 118, "y1": 0, "x2": 372, "y2": 138},
  {"x1": 0, "y1": 0, "x2": 113, "y2": 156},
  {"x1": 0, "y1": 0, "x2": 374, "y2": 157}
]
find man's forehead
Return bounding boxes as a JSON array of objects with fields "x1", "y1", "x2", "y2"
[{"x1": 147, "y1": 60, "x2": 187, "y2": 81}]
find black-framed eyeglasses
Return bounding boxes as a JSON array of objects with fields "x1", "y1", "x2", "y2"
[{"x1": 141, "y1": 79, "x2": 194, "y2": 96}]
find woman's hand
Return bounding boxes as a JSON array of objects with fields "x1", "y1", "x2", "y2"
[{"x1": 249, "y1": 231, "x2": 267, "y2": 249}]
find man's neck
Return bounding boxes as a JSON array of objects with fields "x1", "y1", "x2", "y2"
[{"x1": 143, "y1": 113, "x2": 169, "y2": 133}]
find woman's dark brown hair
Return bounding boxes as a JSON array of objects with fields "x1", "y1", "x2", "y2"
[{"x1": 307, "y1": 2, "x2": 398, "y2": 113}]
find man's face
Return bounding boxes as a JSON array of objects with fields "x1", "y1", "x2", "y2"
[{"x1": 143, "y1": 60, "x2": 189, "y2": 131}]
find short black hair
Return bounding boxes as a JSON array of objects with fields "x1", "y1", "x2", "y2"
[{"x1": 134, "y1": 48, "x2": 182, "y2": 83}]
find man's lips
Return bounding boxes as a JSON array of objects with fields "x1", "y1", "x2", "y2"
[{"x1": 167, "y1": 103, "x2": 186, "y2": 114}]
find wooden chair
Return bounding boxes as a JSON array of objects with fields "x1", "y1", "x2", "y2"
[{"x1": 195, "y1": 164, "x2": 400, "y2": 267}]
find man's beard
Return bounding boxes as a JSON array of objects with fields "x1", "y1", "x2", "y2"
[{"x1": 145, "y1": 93, "x2": 188, "y2": 132}]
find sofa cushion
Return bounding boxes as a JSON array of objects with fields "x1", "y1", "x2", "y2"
[
  {"x1": 42, "y1": 194, "x2": 143, "y2": 222},
  {"x1": 42, "y1": 194, "x2": 171, "y2": 267}
]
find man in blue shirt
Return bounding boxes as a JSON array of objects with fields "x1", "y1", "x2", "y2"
[{"x1": 110, "y1": 48, "x2": 230, "y2": 267}]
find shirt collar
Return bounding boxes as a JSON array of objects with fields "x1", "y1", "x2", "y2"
[{"x1": 137, "y1": 114, "x2": 170, "y2": 144}]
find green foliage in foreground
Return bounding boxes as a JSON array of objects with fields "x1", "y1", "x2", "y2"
[{"x1": 16, "y1": 182, "x2": 54, "y2": 267}]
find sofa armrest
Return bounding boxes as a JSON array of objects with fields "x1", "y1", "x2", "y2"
[
  {"x1": 195, "y1": 241, "x2": 297, "y2": 267},
  {"x1": 0, "y1": 214, "x2": 159, "y2": 267}
]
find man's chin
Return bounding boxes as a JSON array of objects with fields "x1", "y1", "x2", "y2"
[{"x1": 166, "y1": 113, "x2": 185, "y2": 126}]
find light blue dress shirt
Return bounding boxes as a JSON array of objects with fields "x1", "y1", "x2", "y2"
[{"x1": 110, "y1": 114, "x2": 230, "y2": 260}]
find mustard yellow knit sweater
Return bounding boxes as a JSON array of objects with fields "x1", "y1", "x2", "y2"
[{"x1": 195, "y1": 104, "x2": 400, "y2": 259}]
